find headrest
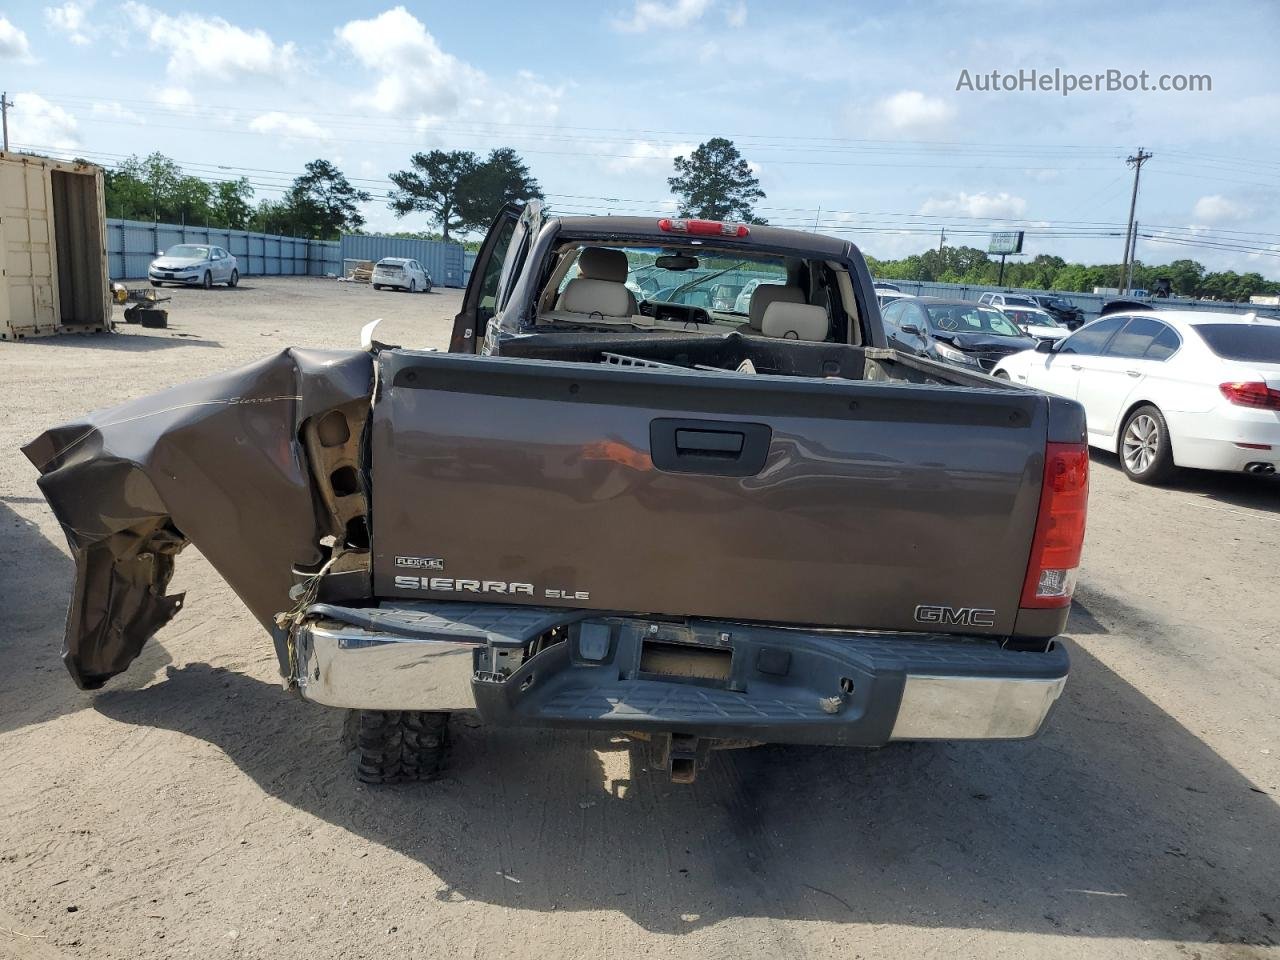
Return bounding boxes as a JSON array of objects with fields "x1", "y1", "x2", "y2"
[
  {"x1": 748, "y1": 284, "x2": 804, "y2": 330},
  {"x1": 762, "y1": 302, "x2": 830, "y2": 341},
  {"x1": 577, "y1": 247, "x2": 628, "y2": 283},
  {"x1": 559, "y1": 277, "x2": 632, "y2": 318}
]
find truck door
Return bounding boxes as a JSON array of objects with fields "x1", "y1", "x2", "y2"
[{"x1": 449, "y1": 202, "x2": 540, "y2": 353}]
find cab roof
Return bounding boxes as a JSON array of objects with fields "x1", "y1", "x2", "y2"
[{"x1": 552, "y1": 215, "x2": 854, "y2": 259}]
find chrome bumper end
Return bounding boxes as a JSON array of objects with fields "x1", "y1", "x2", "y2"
[
  {"x1": 890, "y1": 673, "x2": 1066, "y2": 741},
  {"x1": 293, "y1": 619, "x2": 481, "y2": 711}
]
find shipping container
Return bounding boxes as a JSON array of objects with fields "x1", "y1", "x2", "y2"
[{"x1": 1, "y1": 151, "x2": 111, "y2": 341}]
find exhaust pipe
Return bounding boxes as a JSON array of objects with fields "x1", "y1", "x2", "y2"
[{"x1": 1245, "y1": 462, "x2": 1276, "y2": 474}]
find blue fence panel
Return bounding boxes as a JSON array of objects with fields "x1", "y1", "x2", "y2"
[
  {"x1": 340, "y1": 235, "x2": 468, "y2": 287},
  {"x1": 108, "y1": 219, "x2": 342, "y2": 279}
]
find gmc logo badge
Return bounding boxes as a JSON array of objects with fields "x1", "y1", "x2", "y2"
[{"x1": 914, "y1": 604, "x2": 997, "y2": 627}]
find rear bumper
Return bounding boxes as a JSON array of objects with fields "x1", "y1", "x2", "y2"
[{"x1": 292, "y1": 605, "x2": 1068, "y2": 745}]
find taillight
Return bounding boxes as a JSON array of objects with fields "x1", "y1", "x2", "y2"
[
  {"x1": 657, "y1": 218, "x2": 750, "y2": 238},
  {"x1": 1021, "y1": 442, "x2": 1089, "y2": 609},
  {"x1": 1219, "y1": 381, "x2": 1280, "y2": 410}
]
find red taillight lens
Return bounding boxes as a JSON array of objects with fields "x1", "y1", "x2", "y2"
[
  {"x1": 1021, "y1": 442, "x2": 1089, "y2": 609},
  {"x1": 1219, "y1": 381, "x2": 1280, "y2": 410},
  {"x1": 657, "y1": 218, "x2": 749, "y2": 238}
]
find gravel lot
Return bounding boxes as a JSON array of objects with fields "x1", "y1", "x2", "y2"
[{"x1": 1, "y1": 277, "x2": 1277, "y2": 960}]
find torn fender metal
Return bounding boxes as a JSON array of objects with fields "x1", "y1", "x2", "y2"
[{"x1": 22, "y1": 348, "x2": 374, "y2": 690}]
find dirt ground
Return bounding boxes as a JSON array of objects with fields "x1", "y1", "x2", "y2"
[{"x1": 1, "y1": 278, "x2": 1277, "y2": 960}]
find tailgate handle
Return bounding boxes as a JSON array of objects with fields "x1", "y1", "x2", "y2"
[
  {"x1": 650, "y1": 418, "x2": 772, "y2": 477},
  {"x1": 675, "y1": 429, "x2": 744, "y2": 456}
]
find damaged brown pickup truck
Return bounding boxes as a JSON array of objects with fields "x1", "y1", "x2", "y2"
[{"x1": 25, "y1": 203, "x2": 1088, "y2": 784}]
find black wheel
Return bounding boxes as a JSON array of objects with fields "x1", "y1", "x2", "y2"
[
  {"x1": 137, "y1": 308, "x2": 168, "y2": 329},
  {"x1": 150, "y1": 280, "x2": 163, "y2": 288},
  {"x1": 372, "y1": 284, "x2": 382, "y2": 290},
  {"x1": 1119, "y1": 404, "x2": 1176, "y2": 484},
  {"x1": 993, "y1": 370, "x2": 1011, "y2": 380},
  {"x1": 228, "y1": 269, "x2": 239, "y2": 288},
  {"x1": 354, "y1": 710, "x2": 450, "y2": 784},
  {"x1": 409, "y1": 279, "x2": 417, "y2": 293},
  {"x1": 201, "y1": 271, "x2": 213, "y2": 290}
]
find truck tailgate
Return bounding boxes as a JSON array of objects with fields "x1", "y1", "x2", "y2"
[{"x1": 370, "y1": 351, "x2": 1047, "y2": 637}]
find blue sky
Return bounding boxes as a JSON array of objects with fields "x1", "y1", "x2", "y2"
[{"x1": 2, "y1": 0, "x2": 1278, "y2": 275}]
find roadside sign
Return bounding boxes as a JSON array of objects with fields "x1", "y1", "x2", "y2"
[{"x1": 988, "y1": 231, "x2": 1025, "y2": 255}]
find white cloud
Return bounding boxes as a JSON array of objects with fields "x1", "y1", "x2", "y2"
[
  {"x1": 336, "y1": 8, "x2": 560, "y2": 125},
  {"x1": 1192, "y1": 194, "x2": 1254, "y2": 224},
  {"x1": 726, "y1": 0, "x2": 747, "y2": 27},
  {"x1": 43, "y1": 0, "x2": 93, "y2": 46},
  {"x1": 121, "y1": 2, "x2": 297, "y2": 80},
  {"x1": 603, "y1": 139, "x2": 694, "y2": 173},
  {"x1": 612, "y1": 0, "x2": 713, "y2": 33},
  {"x1": 336, "y1": 7, "x2": 480, "y2": 116},
  {"x1": 248, "y1": 111, "x2": 331, "y2": 141},
  {"x1": 10, "y1": 93, "x2": 79, "y2": 149},
  {"x1": 0, "y1": 15, "x2": 33, "y2": 60},
  {"x1": 918, "y1": 191, "x2": 1028, "y2": 219},
  {"x1": 91, "y1": 100, "x2": 145, "y2": 124},
  {"x1": 874, "y1": 90, "x2": 954, "y2": 134},
  {"x1": 158, "y1": 87, "x2": 195, "y2": 110}
]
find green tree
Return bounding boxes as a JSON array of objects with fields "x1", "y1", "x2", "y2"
[
  {"x1": 389, "y1": 150, "x2": 480, "y2": 243},
  {"x1": 668, "y1": 137, "x2": 766, "y2": 223},
  {"x1": 277, "y1": 159, "x2": 371, "y2": 239},
  {"x1": 459, "y1": 147, "x2": 544, "y2": 228},
  {"x1": 389, "y1": 147, "x2": 543, "y2": 242},
  {"x1": 213, "y1": 178, "x2": 255, "y2": 230}
]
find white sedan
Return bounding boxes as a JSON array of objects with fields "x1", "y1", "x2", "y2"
[
  {"x1": 998, "y1": 305, "x2": 1070, "y2": 343},
  {"x1": 371, "y1": 257, "x2": 433, "y2": 293},
  {"x1": 993, "y1": 309, "x2": 1280, "y2": 483}
]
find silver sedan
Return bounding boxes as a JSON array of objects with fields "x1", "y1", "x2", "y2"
[{"x1": 149, "y1": 244, "x2": 239, "y2": 289}]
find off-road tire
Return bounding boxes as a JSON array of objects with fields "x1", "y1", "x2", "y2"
[{"x1": 354, "y1": 710, "x2": 450, "y2": 784}]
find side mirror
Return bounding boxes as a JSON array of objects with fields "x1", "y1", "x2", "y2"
[
  {"x1": 1035, "y1": 339, "x2": 1057, "y2": 354},
  {"x1": 901, "y1": 323, "x2": 923, "y2": 336}
]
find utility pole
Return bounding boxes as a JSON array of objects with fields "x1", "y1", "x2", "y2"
[
  {"x1": 1124, "y1": 220, "x2": 1140, "y2": 293},
  {"x1": 938, "y1": 227, "x2": 946, "y2": 254},
  {"x1": 1, "y1": 91, "x2": 12, "y2": 152},
  {"x1": 1119, "y1": 147, "x2": 1153, "y2": 294}
]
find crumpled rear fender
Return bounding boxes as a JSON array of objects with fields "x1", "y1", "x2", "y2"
[{"x1": 23, "y1": 348, "x2": 374, "y2": 689}]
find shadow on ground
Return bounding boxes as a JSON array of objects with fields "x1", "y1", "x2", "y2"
[
  {"x1": 92, "y1": 638, "x2": 1278, "y2": 946},
  {"x1": 0, "y1": 500, "x2": 171, "y2": 736},
  {"x1": 1091, "y1": 449, "x2": 1280, "y2": 513},
  {"x1": 21, "y1": 330, "x2": 224, "y2": 351}
]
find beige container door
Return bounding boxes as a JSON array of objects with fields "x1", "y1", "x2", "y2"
[{"x1": 0, "y1": 160, "x2": 59, "y2": 336}]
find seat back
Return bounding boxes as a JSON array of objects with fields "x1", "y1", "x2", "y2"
[
  {"x1": 748, "y1": 284, "x2": 805, "y2": 330},
  {"x1": 762, "y1": 302, "x2": 830, "y2": 341}
]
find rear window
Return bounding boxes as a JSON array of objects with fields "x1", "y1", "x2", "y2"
[{"x1": 1192, "y1": 323, "x2": 1280, "y2": 362}]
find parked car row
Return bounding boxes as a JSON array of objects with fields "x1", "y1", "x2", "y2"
[
  {"x1": 147, "y1": 248, "x2": 435, "y2": 294},
  {"x1": 881, "y1": 293, "x2": 1280, "y2": 485}
]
